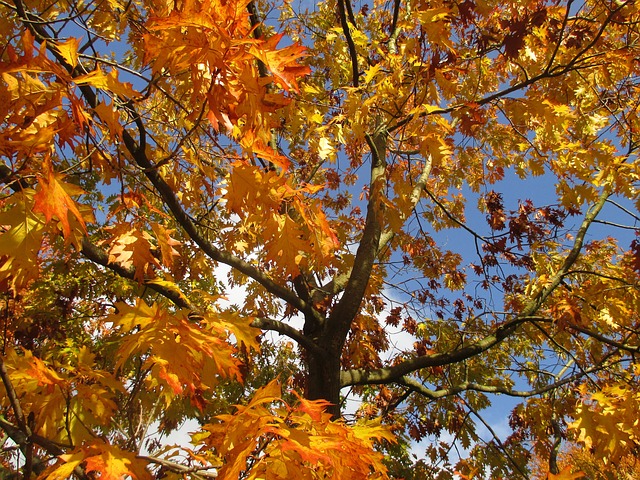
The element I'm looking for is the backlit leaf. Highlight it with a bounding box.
[33,162,88,238]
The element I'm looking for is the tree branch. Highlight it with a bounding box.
[138,454,219,479]
[387,0,402,54]
[341,315,533,386]
[0,409,89,479]
[395,366,602,400]
[464,399,529,479]
[387,8,624,136]
[251,317,323,355]
[0,357,29,437]
[318,154,432,300]
[324,130,387,347]
[378,154,433,250]
[569,323,640,354]
[423,187,486,242]
[337,0,359,87]
[115,102,309,313]
[80,239,194,310]
[341,186,611,387]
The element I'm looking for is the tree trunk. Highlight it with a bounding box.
[306,347,343,419]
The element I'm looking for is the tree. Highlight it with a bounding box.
[0,0,638,477]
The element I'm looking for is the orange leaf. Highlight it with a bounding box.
[83,443,151,480]
[264,213,307,275]
[106,228,159,281]
[243,137,291,170]
[32,164,87,238]
[249,34,311,92]
[111,300,241,399]
[42,450,85,480]
[150,222,181,269]
[26,355,65,387]
[93,99,124,140]
[245,378,283,409]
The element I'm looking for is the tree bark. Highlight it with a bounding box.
[306,345,343,419]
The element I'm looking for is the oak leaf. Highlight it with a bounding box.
[0,192,46,291]
[249,34,311,92]
[106,227,159,282]
[111,300,242,401]
[51,37,80,68]
[33,163,87,238]
[44,442,151,480]
[196,380,394,480]
[74,68,140,99]
[150,222,181,269]
[265,213,307,274]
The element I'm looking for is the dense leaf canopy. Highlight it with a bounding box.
[0,0,639,478]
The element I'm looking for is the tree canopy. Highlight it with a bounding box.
[0,0,639,478]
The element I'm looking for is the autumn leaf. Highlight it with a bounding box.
[51,37,80,68]
[105,226,159,282]
[629,238,640,274]
[144,278,190,305]
[42,450,85,480]
[569,382,640,464]
[74,68,140,98]
[244,137,291,170]
[150,222,181,269]
[547,466,585,480]
[225,161,283,214]
[215,310,261,352]
[264,213,307,274]
[111,300,242,401]
[249,34,311,92]
[196,380,394,480]
[0,192,45,291]
[93,100,124,140]
[81,443,151,480]
[416,7,454,51]
[26,355,65,387]
[2,0,640,478]
[33,162,88,238]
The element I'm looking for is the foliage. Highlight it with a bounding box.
[0,0,638,478]
[569,369,640,467]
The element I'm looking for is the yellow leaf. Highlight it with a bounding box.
[93,99,124,140]
[150,222,181,269]
[75,68,140,98]
[418,6,451,23]
[145,278,189,304]
[52,37,80,68]
[216,310,260,352]
[264,213,307,275]
[363,64,382,84]
[111,300,241,397]
[106,227,159,281]
[42,451,84,480]
[246,378,283,409]
[0,192,46,292]
[26,355,65,386]
[351,418,397,446]
[317,136,335,161]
